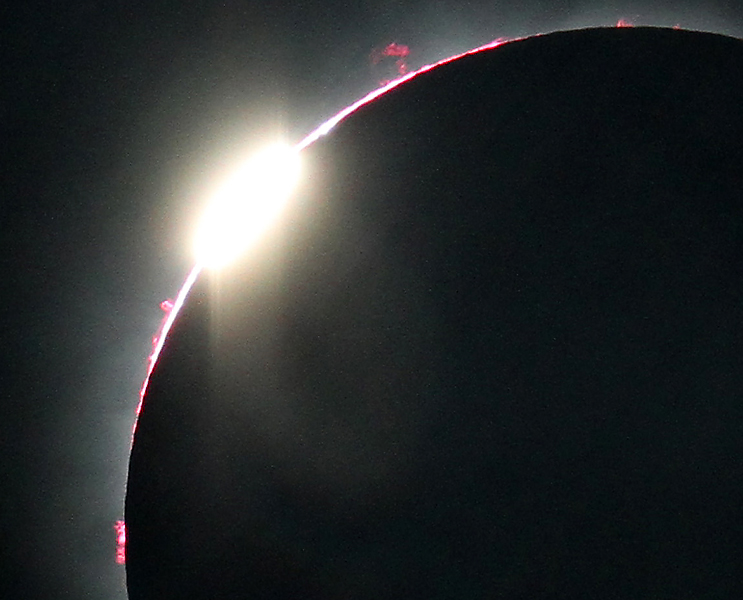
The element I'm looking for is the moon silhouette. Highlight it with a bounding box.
[126,27,743,599]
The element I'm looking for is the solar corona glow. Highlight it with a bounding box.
[193,143,301,268]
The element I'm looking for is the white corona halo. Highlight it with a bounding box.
[193,143,302,268]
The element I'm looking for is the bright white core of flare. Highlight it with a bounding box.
[193,144,301,268]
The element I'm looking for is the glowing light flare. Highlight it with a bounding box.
[193,144,301,269]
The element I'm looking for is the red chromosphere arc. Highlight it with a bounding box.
[118,35,516,565]
[133,266,201,427]
[297,36,511,152]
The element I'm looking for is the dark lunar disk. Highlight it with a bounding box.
[126,27,743,599]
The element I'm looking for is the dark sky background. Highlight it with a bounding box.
[3,1,743,599]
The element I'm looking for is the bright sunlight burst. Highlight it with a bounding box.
[193,143,301,268]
